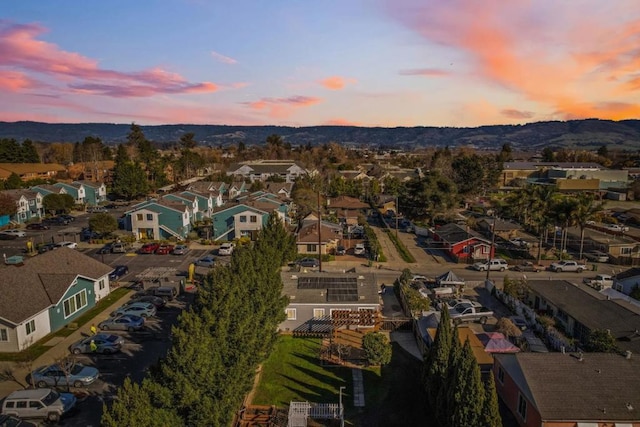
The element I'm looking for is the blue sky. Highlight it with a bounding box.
[1,0,639,127]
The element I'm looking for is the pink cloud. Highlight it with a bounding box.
[384,0,640,121]
[0,70,40,91]
[501,109,534,119]
[323,118,361,126]
[0,20,218,98]
[319,76,356,90]
[244,95,322,119]
[399,68,451,77]
[210,50,237,64]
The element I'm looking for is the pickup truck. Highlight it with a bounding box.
[449,302,494,325]
[583,274,613,289]
[549,260,587,273]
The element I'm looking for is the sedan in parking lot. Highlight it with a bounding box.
[97,244,113,254]
[109,265,129,281]
[172,244,188,255]
[26,223,49,230]
[155,244,174,255]
[195,255,216,267]
[127,295,166,309]
[55,241,78,249]
[31,363,99,388]
[69,334,124,355]
[111,302,156,318]
[297,257,320,268]
[0,229,26,238]
[98,314,145,332]
[138,243,160,254]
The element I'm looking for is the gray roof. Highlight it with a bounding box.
[503,162,603,170]
[0,248,113,325]
[495,353,640,422]
[282,272,380,305]
[527,280,640,353]
[434,223,489,244]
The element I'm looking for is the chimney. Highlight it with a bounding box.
[626,351,632,360]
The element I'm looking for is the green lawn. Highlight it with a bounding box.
[252,335,431,427]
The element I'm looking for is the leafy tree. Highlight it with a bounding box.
[111,162,150,199]
[0,193,17,216]
[42,193,75,215]
[597,145,608,158]
[451,154,485,195]
[0,138,22,162]
[502,276,529,300]
[180,132,197,149]
[481,373,502,427]
[497,143,513,163]
[21,139,40,162]
[541,147,555,161]
[88,213,118,236]
[585,329,618,353]
[496,317,523,340]
[362,332,392,365]
[4,173,23,189]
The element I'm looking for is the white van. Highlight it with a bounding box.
[1,388,76,422]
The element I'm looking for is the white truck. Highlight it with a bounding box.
[583,274,614,289]
[549,260,587,273]
[472,258,509,272]
[449,302,494,325]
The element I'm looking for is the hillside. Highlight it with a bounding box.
[1,119,639,150]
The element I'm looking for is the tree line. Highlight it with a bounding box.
[101,214,295,426]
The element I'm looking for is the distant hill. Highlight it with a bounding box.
[1,119,639,151]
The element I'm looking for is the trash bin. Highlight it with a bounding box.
[592,264,598,271]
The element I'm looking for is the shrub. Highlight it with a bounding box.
[362,332,392,366]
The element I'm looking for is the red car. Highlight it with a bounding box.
[138,243,160,254]
[155,244,174,255]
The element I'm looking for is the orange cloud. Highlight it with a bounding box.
[0,70,39,91]
[501,109,534,119]
[323,118,361,126]
[0,21,218,98]
[319,76,356,90]
[244,95,322,119]
[385,0,640,121]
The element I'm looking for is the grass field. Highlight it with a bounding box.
[252,335,430,427]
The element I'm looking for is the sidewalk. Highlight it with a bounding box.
[0,289,133,399]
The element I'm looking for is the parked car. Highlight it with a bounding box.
[335,245,346,255]
[513,261,546,273]
[155,244,174,255]
[604,223,629,232]
[585,250,610,263]
[31,362,99,388]
[69,333,124,355]
[354,243,366,256]
[111,242,128,253]
[138,243,160,254]
[81,228,100,240]
[1,389,76,423]
[0,414,39,426]
[148,286,178,301]
[218,242,235,256]
[128,295,167,309]
[87,206,108,213]
[109,265,129,281]
[195,255,216,268]
[55,241,78,249]
[26,223,49,230]
[297,257,320,268]
[472,258,509,272]
[549,260,587,273]
[97,244,113,254]
[58,214,75,222]
[509,237,530,248]
[172,244,188,255]
[0,233,17,240]
[111,302,156,318]
[42,217,69,226]
[98,314,145,331]
[0,229,26,238]
[37,243,57,253]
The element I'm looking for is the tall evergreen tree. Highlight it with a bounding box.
[423,308,452,410]
[21,139,40,163]
[449,340,484,426]
[481,373,502,427]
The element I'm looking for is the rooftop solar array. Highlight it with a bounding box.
[297,276,358,290]
[327,288,359,302]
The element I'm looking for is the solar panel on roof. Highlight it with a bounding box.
[327,288,359,302]
[298,276,358,289]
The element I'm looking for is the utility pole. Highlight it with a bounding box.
[395,195,399,240]
[339,386,346,427]
[486,213,497,282]
[318,190,322,272]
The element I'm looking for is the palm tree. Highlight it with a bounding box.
[571,193,604,260]
[528,185,558,262]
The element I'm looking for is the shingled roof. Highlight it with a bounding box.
[496,352,640,422]
[0,249,113,325]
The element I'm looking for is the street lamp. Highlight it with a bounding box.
[339,386,346,427]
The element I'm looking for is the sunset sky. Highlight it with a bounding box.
[1,0,639,127]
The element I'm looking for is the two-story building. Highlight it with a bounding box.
[0,248,113,352]
[1,189,44,223]
[227,160,308,183]
[73,180,107,206]
[0,163,66,182]
[125,199,191,240]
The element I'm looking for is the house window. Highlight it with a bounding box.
[63,290,88,318]
[99,280,105,291]
[240,215,247,223]
[307,244,317,252]
[0,328,8,342]
[136,213,143,221]
[497,367,504,384]
[517,394,527,420]
[621,247,632,255]
[557,309,568,322]
[286,308,296,320]
[313,309,325,318]
[146,214,153,221]
[25,320,36,336]
[250,215,257,223]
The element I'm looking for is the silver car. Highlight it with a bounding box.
[69,333,124,354]
[111,302,156,318]
[98,314,145,332]
[31,363,99,388]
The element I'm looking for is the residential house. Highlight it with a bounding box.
[124,199,191,240]
[422,325,494,375]
[477,217,523,241]
[1,189,44,223]
[227,160,308,183]
[296,220,343,255]
[612,267,640,295]
[374,194,397,215]
[30,184,68,210]
[179,189,219,220]
[226,180,248,200]
[264,181,294,199]
[565,227,640,264]
[0,248,113,352]
[279,272,380,333]
[326,196,369,226]
[210,203,271,241]
[162,192,200,224]
[494,352,640,427]
[0,163,66,182]
[525,279,640,355]
[432,223,493,262]
[51,182,86,205]
[78,160,114,184]
[73,180,106,206]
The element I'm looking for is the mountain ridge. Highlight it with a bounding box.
[1,119,639,150]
